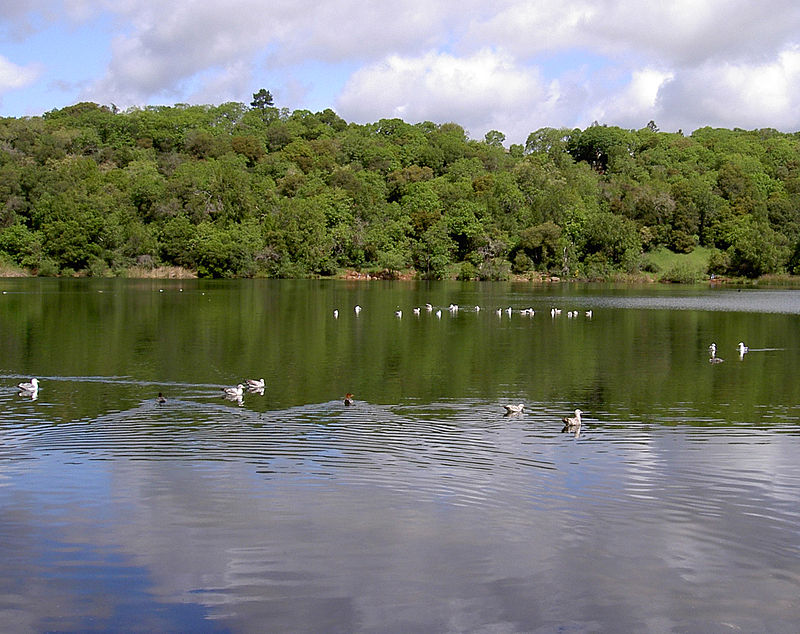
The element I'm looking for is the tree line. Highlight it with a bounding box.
[1,92,799,279]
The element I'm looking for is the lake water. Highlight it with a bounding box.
[1,279,799,632]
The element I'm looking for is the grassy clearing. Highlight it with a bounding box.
[642,247,712,283]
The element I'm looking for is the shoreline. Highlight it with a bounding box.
[3,265,800,288]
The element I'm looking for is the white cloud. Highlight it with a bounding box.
[468,1,800,66]
[87,0,472,106]
[6,1,800,134]
[656,46,800,131]
[587,68,674,129]
[336,49,560,143]
[0,55,41,92]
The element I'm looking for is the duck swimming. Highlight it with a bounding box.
[156,392,167,404]
[344,393,355,406]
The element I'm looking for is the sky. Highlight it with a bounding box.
[2,1,800,144]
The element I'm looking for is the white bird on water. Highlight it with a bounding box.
[395,309,403,318]
[737,342,749,357]
[436,309,442,319]
[413,307,421,315]
[354,305,362,315]
[18,378,39,392]
[561,409,583,435]
[245,378,265,390]
[503,403,524,415]
[222,384,244,398]
[333,309,339,319]
[708,342,717,355]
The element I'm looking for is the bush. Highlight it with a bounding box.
[661,262,704,283]
[512,251,533,274]
[457,261,477,280]
[477,258,511,281]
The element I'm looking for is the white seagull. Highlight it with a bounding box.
[561,409,583,435]
[222,384,244,398]
[18,378,39,400]
[354,305,362,315]
[333,309,339,319]
[18,378,39,392]
[737,342,749,357]
[17,379,39,392]
[503,403,525,415]
[245,378,265,390]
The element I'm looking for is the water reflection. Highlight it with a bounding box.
[1,280,800,631]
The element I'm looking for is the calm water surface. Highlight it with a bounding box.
[1,279,799,632]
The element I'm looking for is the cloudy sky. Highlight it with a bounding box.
[2,1,800,143]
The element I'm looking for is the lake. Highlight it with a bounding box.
[1,278,799,632]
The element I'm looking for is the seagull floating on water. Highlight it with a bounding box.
[503,403,525,415]
[561,409,583,437]
[737,342,749,357]
[436,309,442,319]
[333,309,339,319]
[354,305,361,315]
[245,378,265,390]
[18,378,39,392]
[344,393,355,406]
[425,303,433,312]
[413,307,421,315]
[708,342,724,363]
[222,384,244,398]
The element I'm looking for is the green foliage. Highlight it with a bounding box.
[0,101,798,279]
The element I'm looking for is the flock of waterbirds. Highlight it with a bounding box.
[10,303,750,441]
[335,303,594,320]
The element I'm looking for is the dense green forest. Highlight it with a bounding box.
[2,91,800,280]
